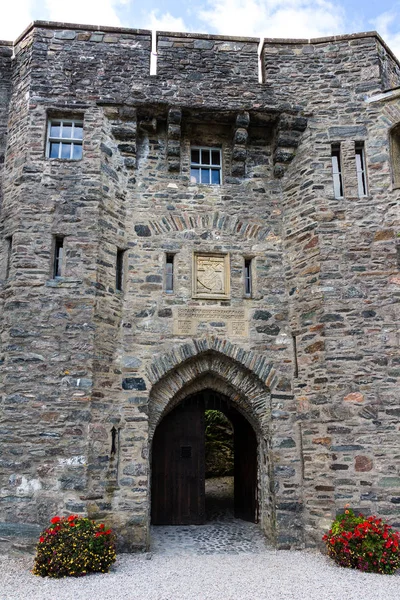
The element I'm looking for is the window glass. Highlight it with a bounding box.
[211,169,220,184]
[49,142,60,158]
[74,124,83,140]
[50,123,61,137]
[191,168,200,183]
[211,150,221,165]
[61,143,71,159]
[201,149,210,165]
[191,149,200,164]
[201,168,210,184]
[73,145,83,160]
[62,124,73,139]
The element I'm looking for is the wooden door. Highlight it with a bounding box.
[151,402,205,525]
[233,414,258,522]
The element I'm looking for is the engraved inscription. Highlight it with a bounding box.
[173,307,248,337]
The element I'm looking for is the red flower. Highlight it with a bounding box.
[105,529,112,535]
[95,532,101,538]
[39,536,45,543]
[99,523,105,529]
[67,515,76,522]
[50,516,61,524]
[69,523,75,527]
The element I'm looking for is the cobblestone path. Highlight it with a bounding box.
[151,476,269,556]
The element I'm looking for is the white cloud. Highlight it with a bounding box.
[0,0,35,41]
[197,0,345,39]
[44,0,125,28]
[145,10,188,32]
[372,10,400,60]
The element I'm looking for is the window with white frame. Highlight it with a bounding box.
[331,143,343,198]
[47,119,83,160]
[190,147,221,184]
[355,142,368,197]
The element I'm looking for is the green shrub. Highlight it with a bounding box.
[323,508,400,574]
[33,515,116,578]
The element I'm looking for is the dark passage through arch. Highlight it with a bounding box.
[151,390,258,525]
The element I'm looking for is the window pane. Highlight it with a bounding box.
[211,169,220,184]
[191,149,200,164]
[211,150,220,165]
[61,143,71,159]
[201,149,210,165]
[49,142,60,158]
[62,124,73,139]
[190,168,200,183]
[72,144,83,160]
[73,124,83,139]
[201,168,210,184]
[50,123,61,138]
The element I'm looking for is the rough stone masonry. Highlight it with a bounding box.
[0,21,399,552]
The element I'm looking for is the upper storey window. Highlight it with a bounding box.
[190,147,221,184]
[331,143,343,198]
[390,123,400,187]
[47,119,83,160]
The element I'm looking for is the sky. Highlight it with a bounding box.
[2,0,400,59]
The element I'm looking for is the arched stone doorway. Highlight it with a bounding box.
[151,390,258,525]
[147,345,276,543]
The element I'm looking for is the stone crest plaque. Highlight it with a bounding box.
[193,253,230,299]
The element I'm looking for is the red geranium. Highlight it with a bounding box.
[50,516,61,524]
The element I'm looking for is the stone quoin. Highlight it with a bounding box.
[0,21,399,552]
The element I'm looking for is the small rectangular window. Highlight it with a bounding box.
[292,334,299,378]
[47,119,83,160]
[355,142,368,197]
[244,258,252,296]
[190,147,221,184]
[116,249,125,292]
[331,144,343,198]
[165,254,174,293]
[5,235,12,279]
[53,237,64,278]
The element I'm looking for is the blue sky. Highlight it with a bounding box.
[2,0,400,58]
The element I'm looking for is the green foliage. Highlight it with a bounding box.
[205,410,234,478]
[33,515,117,578]
[323,508,400,574]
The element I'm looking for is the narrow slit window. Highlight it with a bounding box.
[292,334,299,378]
[331,144,343,198]
[165,253,174,293]
[390,123,400,187]
[111,426,117,455]
[5,235,12,279]
[244,258,252,296]
[355,142,367,197]
[116,249,125,292]
[53,237,64,278]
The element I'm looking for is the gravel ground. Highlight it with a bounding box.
[1,550,399,600]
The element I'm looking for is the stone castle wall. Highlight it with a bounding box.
[0,22,399,551]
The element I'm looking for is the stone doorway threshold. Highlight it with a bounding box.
[151,477,268,556]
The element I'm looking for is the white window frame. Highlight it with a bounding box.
[331,143,344,199]
[244,257,253,297]
[355,142,368,197]
[46,119,83,160]
[190,146,222,184]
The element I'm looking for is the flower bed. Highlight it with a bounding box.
[323,508,400,574]
[33,515,116,578]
